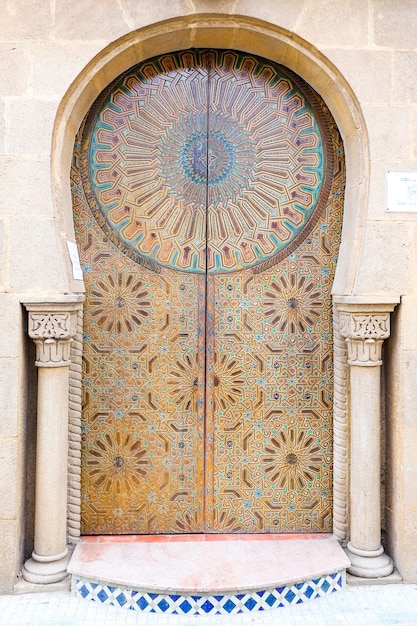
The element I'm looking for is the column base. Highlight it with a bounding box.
[346,541,394,578]
[22,550,70,584]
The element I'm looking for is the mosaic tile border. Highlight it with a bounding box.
[72,571,345,615]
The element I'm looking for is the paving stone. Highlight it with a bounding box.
[1,584,417,625]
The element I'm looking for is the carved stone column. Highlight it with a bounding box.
[335,297,399,578]
[22,298,82,584]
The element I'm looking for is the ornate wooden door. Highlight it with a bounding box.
[72,50,345,534]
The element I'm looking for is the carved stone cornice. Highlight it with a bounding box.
[334,297,399,367]
[22,297,84,367]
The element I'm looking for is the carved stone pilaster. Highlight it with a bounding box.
[28,311,76,366]
[339,312,390,366]
[334,297,399,579]
[22,297,83,584]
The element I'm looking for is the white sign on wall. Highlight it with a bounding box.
[387,171,417,212]
[67,240,83,280]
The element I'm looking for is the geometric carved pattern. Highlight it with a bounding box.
[339,313,390,340]
[28,311,76,365]
[29,312,74,339]
[339,312,391,365]
[80,49,332,274]
[72,49,345,535]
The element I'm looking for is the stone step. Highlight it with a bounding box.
[68,534,350,616]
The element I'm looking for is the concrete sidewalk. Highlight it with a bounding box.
[1,583,417,625]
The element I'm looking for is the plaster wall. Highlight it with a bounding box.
[0,0,416,591]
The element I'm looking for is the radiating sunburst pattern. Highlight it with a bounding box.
[87,272,151,334]
[261,428,325,490]
[213,353,245,411]
[86,431,148,493]
[162,112,253,208]
[81,49,330,274]
[167,354,199,411]
[263,273,323,334]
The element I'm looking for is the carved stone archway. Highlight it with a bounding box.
[21,14,400,583]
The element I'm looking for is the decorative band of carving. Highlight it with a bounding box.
[68,308,83,543]
[32,337,72,366]
[29,312,74,339]
[346,337,384,366]
[28,312,77,366]
[339,313,390,340]
[332,305,349,542]
[339,312,390,366]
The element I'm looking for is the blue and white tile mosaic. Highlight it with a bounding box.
[72,571,345,615]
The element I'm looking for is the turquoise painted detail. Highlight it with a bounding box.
[84,49,327,274]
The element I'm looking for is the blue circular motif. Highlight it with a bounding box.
[181,133,234,185]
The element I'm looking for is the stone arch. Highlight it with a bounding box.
[53,15,367,297]
[52,14,368,543]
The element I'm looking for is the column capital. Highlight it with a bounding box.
[22,297,83,367]
[334,297,399,366]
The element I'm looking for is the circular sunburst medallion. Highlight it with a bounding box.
[182,132,234,185]
[162,110,254,212]
[87,271,151,334]
[86,431,148,493]
[81,49,332,274]
[261,428,324,491]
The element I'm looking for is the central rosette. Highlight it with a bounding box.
[159,109,255,211]
[182,133,234,185]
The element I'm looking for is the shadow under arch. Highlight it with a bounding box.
[53,13,368,543]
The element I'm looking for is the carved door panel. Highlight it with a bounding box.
[72,50,344,534]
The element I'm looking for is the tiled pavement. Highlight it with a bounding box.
[1,584,417,625]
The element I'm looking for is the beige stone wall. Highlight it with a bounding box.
[1,0,416,590]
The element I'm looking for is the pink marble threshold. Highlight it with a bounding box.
[68,535,350,593]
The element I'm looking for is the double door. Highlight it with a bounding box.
[74,49,343,534]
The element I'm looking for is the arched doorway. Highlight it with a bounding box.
[71,49,345,535]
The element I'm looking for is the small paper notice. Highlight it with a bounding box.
[67,240,83,280]
[387,171,417,212]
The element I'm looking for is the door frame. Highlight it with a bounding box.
[51,13,369,546]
